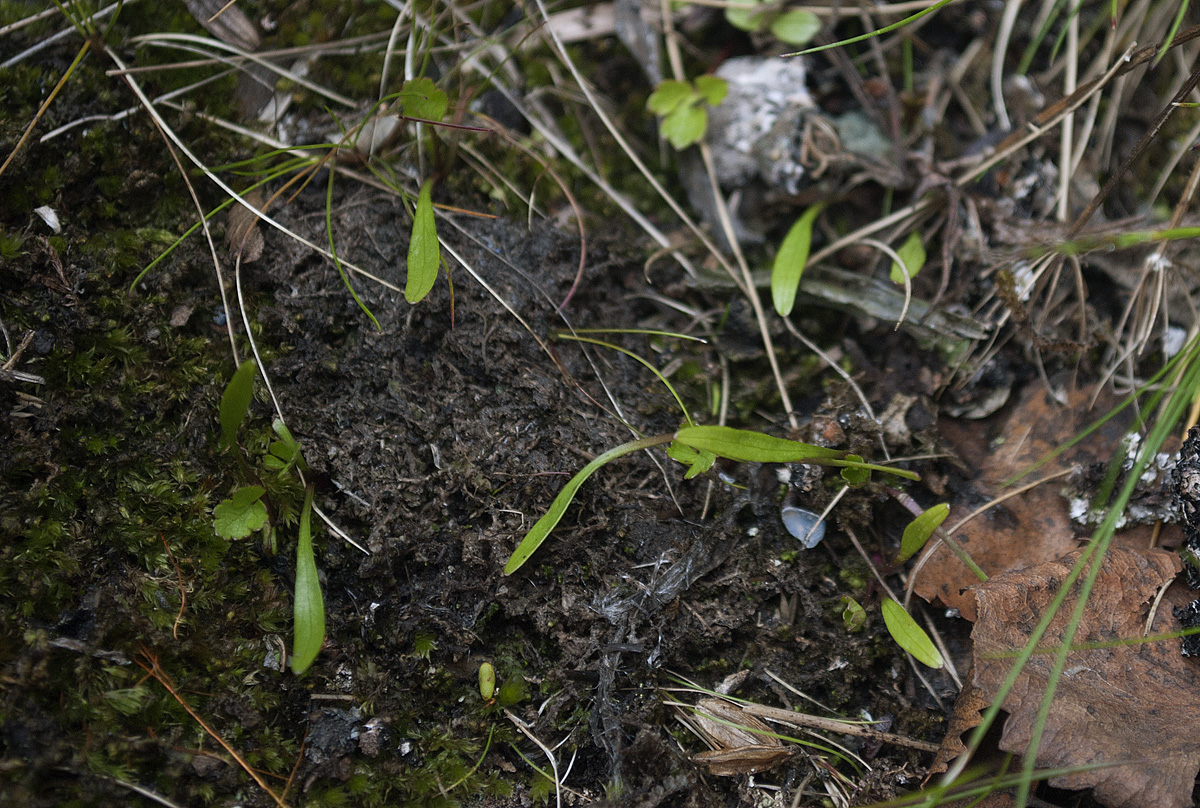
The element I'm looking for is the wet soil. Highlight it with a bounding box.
[1,183,952,805]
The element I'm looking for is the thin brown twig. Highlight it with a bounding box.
[136,649,289,808]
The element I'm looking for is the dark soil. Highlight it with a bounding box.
[1,175,954,805]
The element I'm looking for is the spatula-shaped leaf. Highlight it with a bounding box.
[292,487,325,674]
[881,597,943,669]
[406,180,440,304]
[673,425,917,479]
[889,231,926,284]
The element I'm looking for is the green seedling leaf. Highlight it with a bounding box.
[772,202,825,316]
[399,76,448,121]
[505,436,665,574]
[213,486,268,540]
[406,180,440,304]
[647,80,693,116]
[841,596,866,632]
[840,455,871,486]
[897,503,950,564]
[264,417,306,473]
[667,440,717,479]
[725,0,765,31]
[693,75,728,107]
[881,597,944,669]
[889,231,926,284]
[292,487,325,675]
[478,662,496,701]
[661,103,707,150]
[770,9,821,45]
[219,359,257,448]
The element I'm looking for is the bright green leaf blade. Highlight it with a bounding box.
[889,231,926,284]
[219,359,257,448]
[661,104,707,149]
[725,0,765,31]
[674,425,847,463]
[772,202,825,316]
[881,597,944,669]
[897,502,950,563]
[505,438,659,575]
[406,180,440,304]
[400,76,449,121]
[693,75,728,107]
[292,488,325,674]
[770,9,820,45]
[213,486,267,539]
[647,80,693,116]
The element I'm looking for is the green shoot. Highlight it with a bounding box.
[771,202,825,317]
[504,426,919,574]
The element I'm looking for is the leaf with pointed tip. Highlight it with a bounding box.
[406,180,440,303]
[882,597,943,668]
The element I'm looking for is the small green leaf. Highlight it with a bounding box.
[647,80,693,116]
[772,202,825,316]
[213,486,268,539]
[770,9,820,45]
[840,455,871,486]
[725,0,765,31]
[897,503,950,564]
[479,662,496,701]
[881,597,944,669]
[889,231,926,284]
[292,487,325,675]
[661,103,708,149]
[841,596,866,632]
[267,417,306,473]
[400,76,448,121]
[219,359,257,448]
[667,440,717,479]
[406,180,440,304]
[693,75,728,107]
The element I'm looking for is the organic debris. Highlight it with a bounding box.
[939,547,1200,808]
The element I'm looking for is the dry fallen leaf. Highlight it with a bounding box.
[687,699,793,776]
[916,383,1178,621]
[963,546,1200,808]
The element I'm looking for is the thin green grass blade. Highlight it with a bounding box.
[291,487,325,674]
[785,0,956,56]
[555,334,694,425]
[504,435,673,574]
[326,162,380,328]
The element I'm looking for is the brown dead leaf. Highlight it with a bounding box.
[916,383,1179,620]
[686,699,793,776]
[966,546,1200,808]
[226,190,265,264]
